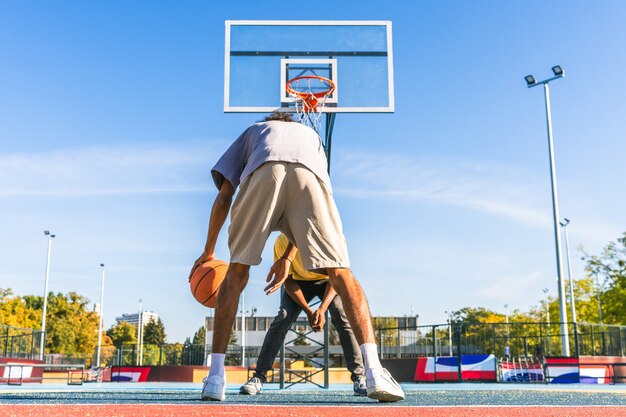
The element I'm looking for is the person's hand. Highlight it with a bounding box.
[305,309,315,327]
[264,258,291,295]
[309,309,325,332]
[188,251,215,281]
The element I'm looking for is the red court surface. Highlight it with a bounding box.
[4,405,626,417]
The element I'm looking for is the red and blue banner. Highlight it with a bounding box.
[414,354,497,382]
[110,367,151,382]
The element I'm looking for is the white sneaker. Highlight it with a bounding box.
[365,368,405,402]
[201,375,226,401]
[239,376,263,395]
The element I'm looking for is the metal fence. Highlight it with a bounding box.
[0,324,43,360]
[102,344,259,367]
[378,322,626,359]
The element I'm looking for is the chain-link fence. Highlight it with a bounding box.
[0,324,43,360]
[378,322,626,359]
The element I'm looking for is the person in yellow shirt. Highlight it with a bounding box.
[240,233,366,396]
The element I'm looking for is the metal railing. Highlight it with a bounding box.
[378,322,626,359]
[102,344,259,367]
[0,324,43,360]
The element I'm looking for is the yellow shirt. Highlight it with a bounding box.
[273,233,328,281]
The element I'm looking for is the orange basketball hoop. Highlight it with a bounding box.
[286,75,335,130]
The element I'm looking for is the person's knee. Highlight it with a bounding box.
[327,267,353,282]
[327,268,358,294]
[270,308,292,329]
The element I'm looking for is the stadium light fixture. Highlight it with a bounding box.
[40,230,55,360]
[525,65,569,356]
[525,75,536,86]
[552,65,564,76]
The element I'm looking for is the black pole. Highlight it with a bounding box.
[456,325,463,382]
[591,326,596,355]
[324,113,336,171]
[573,322,580,358]
[324,311,329,389]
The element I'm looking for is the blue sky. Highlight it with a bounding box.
[1,1,625,343]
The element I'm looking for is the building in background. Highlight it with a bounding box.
[203,315,419,348]
[116,311,159,329]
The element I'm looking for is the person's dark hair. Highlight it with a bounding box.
[264,111,294,122]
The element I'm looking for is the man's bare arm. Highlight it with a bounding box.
[284,276,313,316]
[265,241,298,295]
[188,179,235,279]
[310,281,336,331]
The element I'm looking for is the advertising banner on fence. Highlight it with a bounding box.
[414,354,496,382]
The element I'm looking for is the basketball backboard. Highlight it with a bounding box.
[224,20,394,113]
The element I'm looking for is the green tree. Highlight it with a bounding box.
[0,288,40,329]
[293,325,310,346]
[372,317,399,346]
[229,330,238,346]
[43,292,100,356]
[107,321,137,347]
[193,326,206,345]
[582,232,626,325]
[143,317,167,345]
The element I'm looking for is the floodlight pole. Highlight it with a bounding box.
[445,311,453,356]
[40,231,55,360]
[137,299,143,366]
[96,264,105,368]
[526,68,570,356]
[560,219,577,324]
[595,272,604,324]
[543,289,550,325]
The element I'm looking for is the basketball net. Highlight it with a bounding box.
[286,76,335,132]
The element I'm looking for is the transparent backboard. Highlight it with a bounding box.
[224,20,394,113]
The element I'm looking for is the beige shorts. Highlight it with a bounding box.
[228,162,350,271]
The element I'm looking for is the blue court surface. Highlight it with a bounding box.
[1,382,625,406]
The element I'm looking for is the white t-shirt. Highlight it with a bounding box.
[211,121,331,192]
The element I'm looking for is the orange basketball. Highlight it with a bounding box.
[189,259,228,308]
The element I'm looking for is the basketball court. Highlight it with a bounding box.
[2,382,626,416]
[3,17,624,417]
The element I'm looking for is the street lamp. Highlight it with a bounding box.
[594,272,604,324]
[96,264,105,369]
[542,288,550,325]
[525,65,570,356]
[40,230,56,360]
[137,299,143,366]
[560,218,577,324]
[504,304,510,357]
[543,288,552,354]
[444,311,453,356]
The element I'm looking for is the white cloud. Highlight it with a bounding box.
[333,149,550,227]
[475,270,544,302]
[332,148,617,243]
[0,141,226,197]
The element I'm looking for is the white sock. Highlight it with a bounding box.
[360,343,382,371]
[208,353,225,378]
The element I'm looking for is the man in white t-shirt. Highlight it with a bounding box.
[190,111,404,402]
